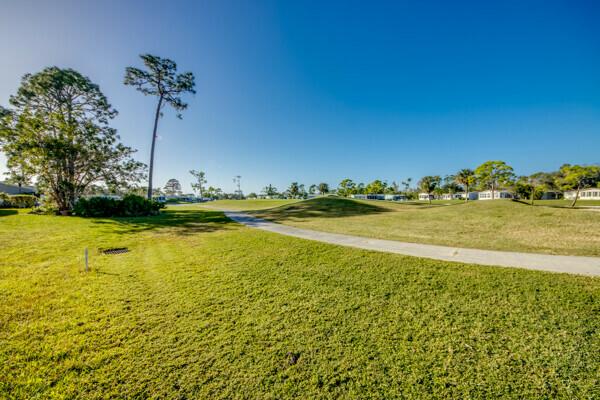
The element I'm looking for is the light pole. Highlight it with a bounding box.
[233,175,242,199]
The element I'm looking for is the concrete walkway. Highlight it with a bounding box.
[225,211,600,276]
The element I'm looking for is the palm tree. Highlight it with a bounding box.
[418,176,441,205]
[454,169,475,201]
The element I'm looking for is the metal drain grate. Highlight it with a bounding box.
[101,247,129,255]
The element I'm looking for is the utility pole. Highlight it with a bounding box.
[233,175,242,199]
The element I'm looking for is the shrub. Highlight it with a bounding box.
[5,194,36,208]
[74,195,164,217]
[118,194,164,217]
[0,192,10,207]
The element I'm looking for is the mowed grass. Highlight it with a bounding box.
[252,197,600,256]
[1,208,599,399]
[199,199,301,211]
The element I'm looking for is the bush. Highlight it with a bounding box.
[118,194,164,217]
[0,192,10,207]
[74,195,164,217]
[0,194,36,208]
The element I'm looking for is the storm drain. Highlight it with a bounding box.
[101,247,129,255]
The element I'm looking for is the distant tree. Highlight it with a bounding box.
[0,67,144,212]
[389,181,400,194]
[454,169,476,201]
[262,184,278,197]
[557,164,600,207]
[401,178,412,193]
[356,182,366,194]
[204,186,223,199]
[524,172,555,205]
[288,182,300,198]
[164,178,182,196]
[475,161,515,199]
[440,174,461,196]
[308,184,317,195]
[365,179,387,194]
[247,192,258,199]
[337,178,356,197]
[318,182,329,195]
[3,159,32,194]
[124,54,195,199]
[418,175,441,204]
[189,170,207,197]
[298,184,307,198]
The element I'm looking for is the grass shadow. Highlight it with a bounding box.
[0,209,18,217]
[250,197,393,221]
[91,209,236,236]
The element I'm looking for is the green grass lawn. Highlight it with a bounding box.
[532,199,600,207]
[198,198,301,211]
[253,197,600,256]
[1,207,599,398]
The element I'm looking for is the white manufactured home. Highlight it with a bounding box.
[563,188,600,200]
[350,194,386,200]
[540,191,562,200]
[441,193,463,200]
[384,194,407,201]
[418,193,435,201]
[478,190,514,200]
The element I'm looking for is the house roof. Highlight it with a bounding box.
[0,182,36,195]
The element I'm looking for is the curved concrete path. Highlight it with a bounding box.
[225,212,600,276]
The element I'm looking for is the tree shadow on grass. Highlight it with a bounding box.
[249,197,393,222]
[0,209,18,217]
[91,209,237,236]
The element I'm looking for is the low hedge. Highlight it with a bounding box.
[0,193,36,208]
[74,194,164,217]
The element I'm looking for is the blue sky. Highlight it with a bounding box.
[1,0,599,194]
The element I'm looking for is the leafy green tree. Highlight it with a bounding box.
[3,158,32,193]
[262,184,278,197]
[189,170,207,197]
[124,54,195,199]
[475,161,515,199]
[337,178,356,197]
[0,67,143,212]
[525,172,554,205]
[440,174,461,196]
[356,182,366,194]
[164,178,182,196]
[418,175,441,204]
[318,182,329,195]
[298,184,307,198]
[454,169,475,201]
[308,184,317,195]
[287,182,300,198]
[388,181,400,194]
[557,164,600,207]
[365,179,387,194]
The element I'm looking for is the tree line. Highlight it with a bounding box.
[0,54,195,213]
[267,160,599,208]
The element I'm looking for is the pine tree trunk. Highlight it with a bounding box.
[570,186,580,208]
[147,96,163,200]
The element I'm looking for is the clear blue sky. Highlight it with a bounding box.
[1,0,599,194]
